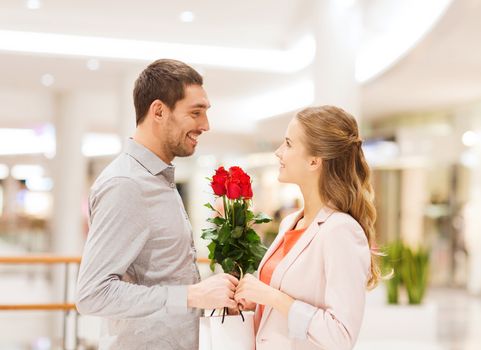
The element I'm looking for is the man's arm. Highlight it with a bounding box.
[76,177,237,319]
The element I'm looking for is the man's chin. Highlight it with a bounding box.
[174,147,196,158]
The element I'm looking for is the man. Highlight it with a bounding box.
[76,59,238,349]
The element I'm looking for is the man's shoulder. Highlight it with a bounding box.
[91,152,142,193]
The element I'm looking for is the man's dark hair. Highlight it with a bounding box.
[133,59,203,126]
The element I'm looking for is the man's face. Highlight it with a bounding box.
[164,84,210,159]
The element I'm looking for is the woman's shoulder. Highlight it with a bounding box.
[320,210,367,245]
[327,210,361,228]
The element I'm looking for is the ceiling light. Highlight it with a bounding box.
[0,127,55,156]
[26,177,53,192]
[26,0,42,10]
[86,58,100,71]
[0,30,315,73]
[41,73,54,87]
[11,165,44,180]
[0,164,8,179]
[462,130,480,147]
[237,79,315,122]
[82,133,121,157]
[180,11,195,23]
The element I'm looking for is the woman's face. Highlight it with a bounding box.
[275,117,316,185]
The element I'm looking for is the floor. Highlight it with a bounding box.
[0,270,480,349]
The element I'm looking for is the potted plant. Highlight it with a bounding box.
[380,240,404,304]
[359,240,435,344]
[401,245,430,305]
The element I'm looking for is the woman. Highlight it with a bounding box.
[234,106,380,350]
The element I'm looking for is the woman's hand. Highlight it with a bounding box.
[235,274,295,317]
[234,274,276,307]
[237,297,256,311]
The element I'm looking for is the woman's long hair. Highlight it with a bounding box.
[296,106,380,289]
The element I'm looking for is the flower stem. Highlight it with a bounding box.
[223,195,228,220]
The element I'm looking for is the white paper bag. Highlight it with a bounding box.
[199,311,255,350]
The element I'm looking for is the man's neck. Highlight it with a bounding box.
[133,129,173,165]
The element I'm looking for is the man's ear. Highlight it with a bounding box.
[149,99,165,123]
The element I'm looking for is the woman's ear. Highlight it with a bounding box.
[309,156,322,171]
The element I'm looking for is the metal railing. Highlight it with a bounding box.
[0,255,211,349]
[0,255,81,349]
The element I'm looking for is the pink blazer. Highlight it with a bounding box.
[254,207,371,350]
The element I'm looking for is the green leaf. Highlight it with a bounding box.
[221,257,235,273]
[201,228,218,240]
[204,203,216,211]
[218,224,231,243]
[250,243,267,260]
[207,216,226,226]
[210,260,216,272]
[232,226,244,238]
[245,228,261,243]
[222,243,232,256]
[207,241,216,254]
[229,249,244,261]
[254,212,272,224]
[207,241,216,260]
[246,210,255,223]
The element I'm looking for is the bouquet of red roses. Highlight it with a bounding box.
[202,166,270,278]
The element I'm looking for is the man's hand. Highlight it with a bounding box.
[188,273,238,309]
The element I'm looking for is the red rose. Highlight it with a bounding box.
[229,166,246,178]
[226,178,241,199]
[211,177,226,196]
[240,182,253,199]
[211,167,229,196]
[228,166,252,199]
[239,173,252,199]
[215,166,229,181]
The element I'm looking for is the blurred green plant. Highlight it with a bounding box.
[381,241,404,304]
[401,246,430,305]
[381,241,430,305]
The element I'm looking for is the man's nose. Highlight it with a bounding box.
[199,115,210,132]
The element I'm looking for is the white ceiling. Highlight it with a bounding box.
[362,0,481,119]
[0,0,480,134]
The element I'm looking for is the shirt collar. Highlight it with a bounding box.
[124,138,175,182]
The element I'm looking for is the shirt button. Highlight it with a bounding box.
[170,183,175,188]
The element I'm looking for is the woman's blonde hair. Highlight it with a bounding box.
[296,105,380,289]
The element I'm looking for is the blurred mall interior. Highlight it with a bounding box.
[1,0,481,349]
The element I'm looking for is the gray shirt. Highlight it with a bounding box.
[76,138,201,350]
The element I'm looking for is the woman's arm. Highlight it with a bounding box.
[235,221,370,350]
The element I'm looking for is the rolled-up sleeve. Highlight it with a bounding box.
[76,177,188,319]
[287,220,371,350]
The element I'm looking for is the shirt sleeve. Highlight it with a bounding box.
[287,219,371,350]
[76,177,188,319]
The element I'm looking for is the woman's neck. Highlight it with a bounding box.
[297,184,324,229]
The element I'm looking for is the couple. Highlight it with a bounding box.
[76,59,379,350]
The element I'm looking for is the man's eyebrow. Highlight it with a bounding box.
[189,103,210,109]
